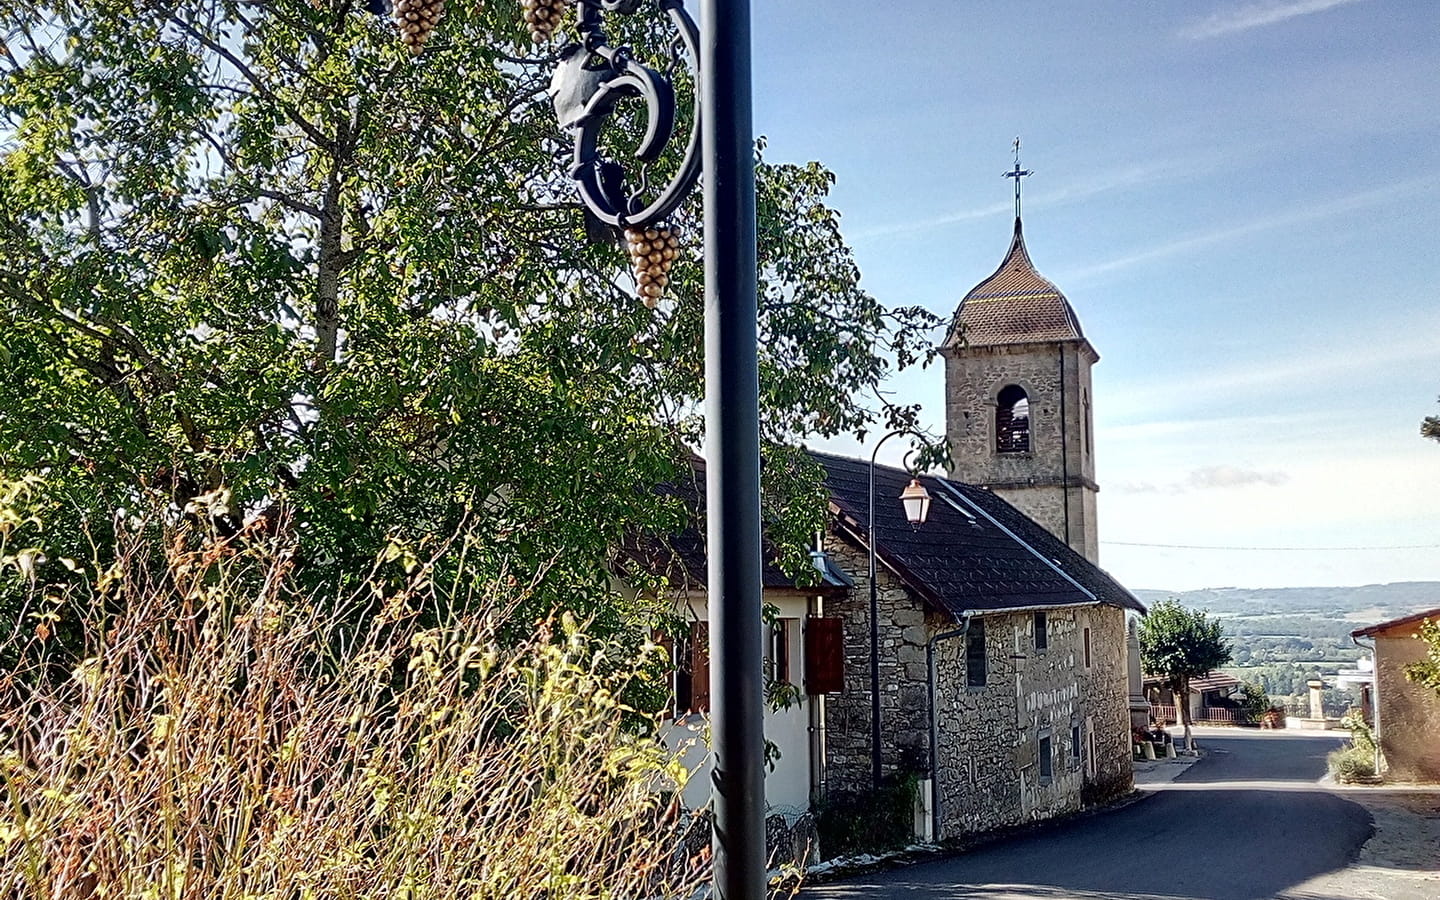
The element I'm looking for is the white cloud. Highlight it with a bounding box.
[1179,0,1368,40]
[1185,465,1289,489]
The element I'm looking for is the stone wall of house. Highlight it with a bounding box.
[820,534,935,797]
[943,341,1099,563]
[931,604,1133,839]
[1374,628,1440,782]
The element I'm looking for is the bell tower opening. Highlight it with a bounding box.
[996,385,1031,453]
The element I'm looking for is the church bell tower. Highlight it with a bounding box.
[940,148,1100,563]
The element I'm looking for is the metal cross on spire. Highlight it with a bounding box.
[1004,136,1033,220]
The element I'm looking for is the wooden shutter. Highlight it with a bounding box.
[690,622,710,713]
[804,616,844,695]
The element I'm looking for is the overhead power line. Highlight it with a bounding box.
[1102,540,1440,552]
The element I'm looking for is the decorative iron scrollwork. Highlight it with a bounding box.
[548,0,701,233]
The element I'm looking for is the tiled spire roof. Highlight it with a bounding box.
[942,217,1084,349]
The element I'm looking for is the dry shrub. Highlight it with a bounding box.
[0,518,706,899]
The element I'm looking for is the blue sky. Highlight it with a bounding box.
[746,0,1440,591]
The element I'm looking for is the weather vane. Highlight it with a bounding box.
[1004,136,1033,219]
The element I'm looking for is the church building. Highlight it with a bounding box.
[646,155,1150,854]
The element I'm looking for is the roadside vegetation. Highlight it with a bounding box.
[0,509,711,898]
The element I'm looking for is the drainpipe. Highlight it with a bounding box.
[808,540,829,805]
[1351,633,1380,774]
[927,616,972,842]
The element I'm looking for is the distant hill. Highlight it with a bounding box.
[1132,582,1440,623]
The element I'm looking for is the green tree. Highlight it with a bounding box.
[1403,617,1440,695]
[0,2,938,639]
[1140,599,1232,750]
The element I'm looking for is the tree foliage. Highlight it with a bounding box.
[1139,600,1232,686]
[1403,617,1440,696]
[0,1,939,634]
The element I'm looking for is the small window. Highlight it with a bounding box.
[996,385,1031,453]
[966,618,987,688]
[1083,627,1092,668]
[1086,716,1097,777]
[1038,731,1053,782]
[772,619,792,684]
[1071,722,1083,771]
[1034,612,1048,651]
[676,621,708,714]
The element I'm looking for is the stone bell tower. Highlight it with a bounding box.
[939,153,1100,563]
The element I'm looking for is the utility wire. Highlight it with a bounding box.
[1102,540,1440,552]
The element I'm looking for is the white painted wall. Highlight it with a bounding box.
[659,593,814,815]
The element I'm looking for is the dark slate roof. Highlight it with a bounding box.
[812,450,1144,619]
[942,217,1085,350]
[617,460,849,595]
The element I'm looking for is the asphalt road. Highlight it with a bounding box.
[806,730,1376,900]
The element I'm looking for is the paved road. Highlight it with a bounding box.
[806,730,1388,900]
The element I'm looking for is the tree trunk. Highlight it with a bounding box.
[314,174,343,364]
[1178,675,1194,752]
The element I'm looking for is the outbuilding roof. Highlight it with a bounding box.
[942,217,1085,350]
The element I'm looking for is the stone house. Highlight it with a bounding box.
[814,451,1144,839]
[1352,608,1440,782]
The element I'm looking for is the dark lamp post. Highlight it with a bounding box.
[546,2,762,897]
[899,478,932,526]
[866,430,931,789]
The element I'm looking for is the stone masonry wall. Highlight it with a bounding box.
[931,604,1133,839]
[1375,629,1440,782]
[821,533,934,797]
[943,340,1099,563]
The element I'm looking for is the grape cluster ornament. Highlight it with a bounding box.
[394,0,446,55]
[522,0,569,43]
[625,223,679,308]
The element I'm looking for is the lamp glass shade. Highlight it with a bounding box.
[899,478,932,525]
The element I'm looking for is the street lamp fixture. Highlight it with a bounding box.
[867,430,933,789]
[899,478,932,527]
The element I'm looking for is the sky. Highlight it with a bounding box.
[744,0,1440,592]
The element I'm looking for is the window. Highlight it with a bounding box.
[1083,627,1092,668]
[1038,730,1053,782]
[1082,390,1093,458]
[663,621,710,715]
[995,385,1031,453]
[1034,612,1048,651]
[1071,721,1083,771]
[772,618,792,684]
[966,618,987,688]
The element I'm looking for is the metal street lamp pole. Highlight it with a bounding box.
[867,430,932,789]
[701,2,764,898]
[542,2,763,893]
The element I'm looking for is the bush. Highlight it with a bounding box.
[1327,709,1378,782]
[814,776,918,859]
[0,517,706,899]
[1327,745,1377,781]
